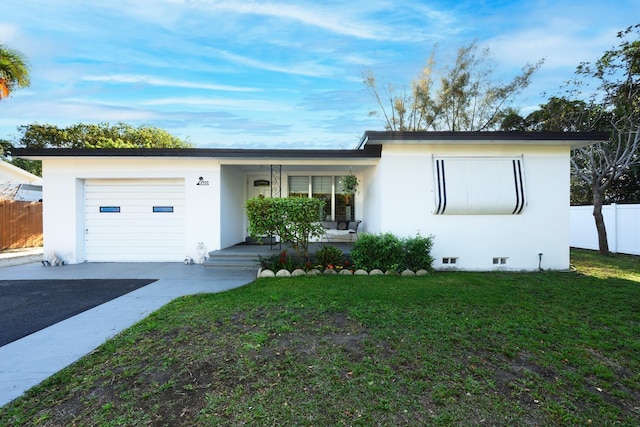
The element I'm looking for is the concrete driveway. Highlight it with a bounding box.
[0,261,256,407]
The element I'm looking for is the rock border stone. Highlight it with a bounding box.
[257,267,431,278]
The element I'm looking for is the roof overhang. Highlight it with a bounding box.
[0,159,42,184]
[357,131,610,150]
[12,145,383,162]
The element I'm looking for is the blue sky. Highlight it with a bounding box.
[0,1,637,149]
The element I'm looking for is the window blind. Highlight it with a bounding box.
[288,176,310,194]
[312,176,332,194]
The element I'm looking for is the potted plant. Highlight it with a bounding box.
[342,174,358,193]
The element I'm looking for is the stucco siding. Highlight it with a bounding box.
[371,144,570,271]
[41,157,220,264]
[33,137,575,270]
[219,165,246,249]
[362,163,382,234]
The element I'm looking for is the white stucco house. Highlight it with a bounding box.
[13,131,606,270]
[0,159,42,201]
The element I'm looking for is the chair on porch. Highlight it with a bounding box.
[348,220,362,239]
[322,220,361,243]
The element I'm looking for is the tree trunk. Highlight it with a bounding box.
[592,186,610,256]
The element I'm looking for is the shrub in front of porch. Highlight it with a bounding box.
[313,244,345,271]
[402,233,435,272]
[350,233,435,273]
[258,250,296,272]
[246,196,325,263]
[258,246,350,273]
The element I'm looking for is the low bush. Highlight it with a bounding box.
[403,234,435,272]
[350,232,403,272]
[350,232,434,272]
[313,245,344,269]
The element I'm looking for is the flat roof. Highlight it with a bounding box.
[358,131,610,150]
[12,145,383,160]
[11,131,610,160]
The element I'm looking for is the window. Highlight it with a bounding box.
[442,257,458,265]
[434,157,526,215]
[288,176,310,197]
[99,206,120,213]
[288,175,355,221]
[335,176,355,221]
[153,206,174,213]
[312,176,332,220]
[493,257,508,265]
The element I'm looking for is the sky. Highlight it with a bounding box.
[0,1,637,149]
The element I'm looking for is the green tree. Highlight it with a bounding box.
[506,25,640,255]
[3,122,192,176]
[511,97,607,132]
[364,41,542,131]
[245,197,325,263]
[0,43,30,99]
[570,25,640,255]
[605,165,640,203]
[12,122,191,149]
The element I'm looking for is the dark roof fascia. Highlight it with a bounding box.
[358,130,610,148]
[12,145,382,160]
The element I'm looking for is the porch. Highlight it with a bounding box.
[204,241,354,270]
[218,161,374,252]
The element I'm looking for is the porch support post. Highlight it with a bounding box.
[271,165,281,198]
[270,165,282,250]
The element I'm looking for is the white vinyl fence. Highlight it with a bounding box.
[570,203,640,255]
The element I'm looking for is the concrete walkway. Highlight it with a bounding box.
[0,260,256,407]
[0,247,44,268]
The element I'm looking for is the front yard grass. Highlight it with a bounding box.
[1,249,639,426]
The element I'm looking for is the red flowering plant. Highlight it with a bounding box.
[258,250,295,272]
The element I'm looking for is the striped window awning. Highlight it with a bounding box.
[434,156,526,215]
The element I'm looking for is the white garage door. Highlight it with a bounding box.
[85,179,185,262]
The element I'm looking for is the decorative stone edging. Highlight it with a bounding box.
[258,268,430,278]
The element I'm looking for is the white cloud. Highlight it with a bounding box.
[0,99,156,124]
[488,26,616,70]
[195,0,385,40]
[483,0,639,70]
[83,74,261,92]
[0,23,20,41]
[141,96,293,112]
[207,48,340,78]
[175,0,455,43]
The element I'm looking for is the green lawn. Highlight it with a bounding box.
[1,249,639,426]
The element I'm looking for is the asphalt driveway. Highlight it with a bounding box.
[0,261,257,407]
[0,279,155,347]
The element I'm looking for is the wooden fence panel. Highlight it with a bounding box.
[0,200,43,250]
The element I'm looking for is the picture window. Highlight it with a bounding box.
[288,175,355,221]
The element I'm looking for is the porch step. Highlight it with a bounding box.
[203,250,261,270]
